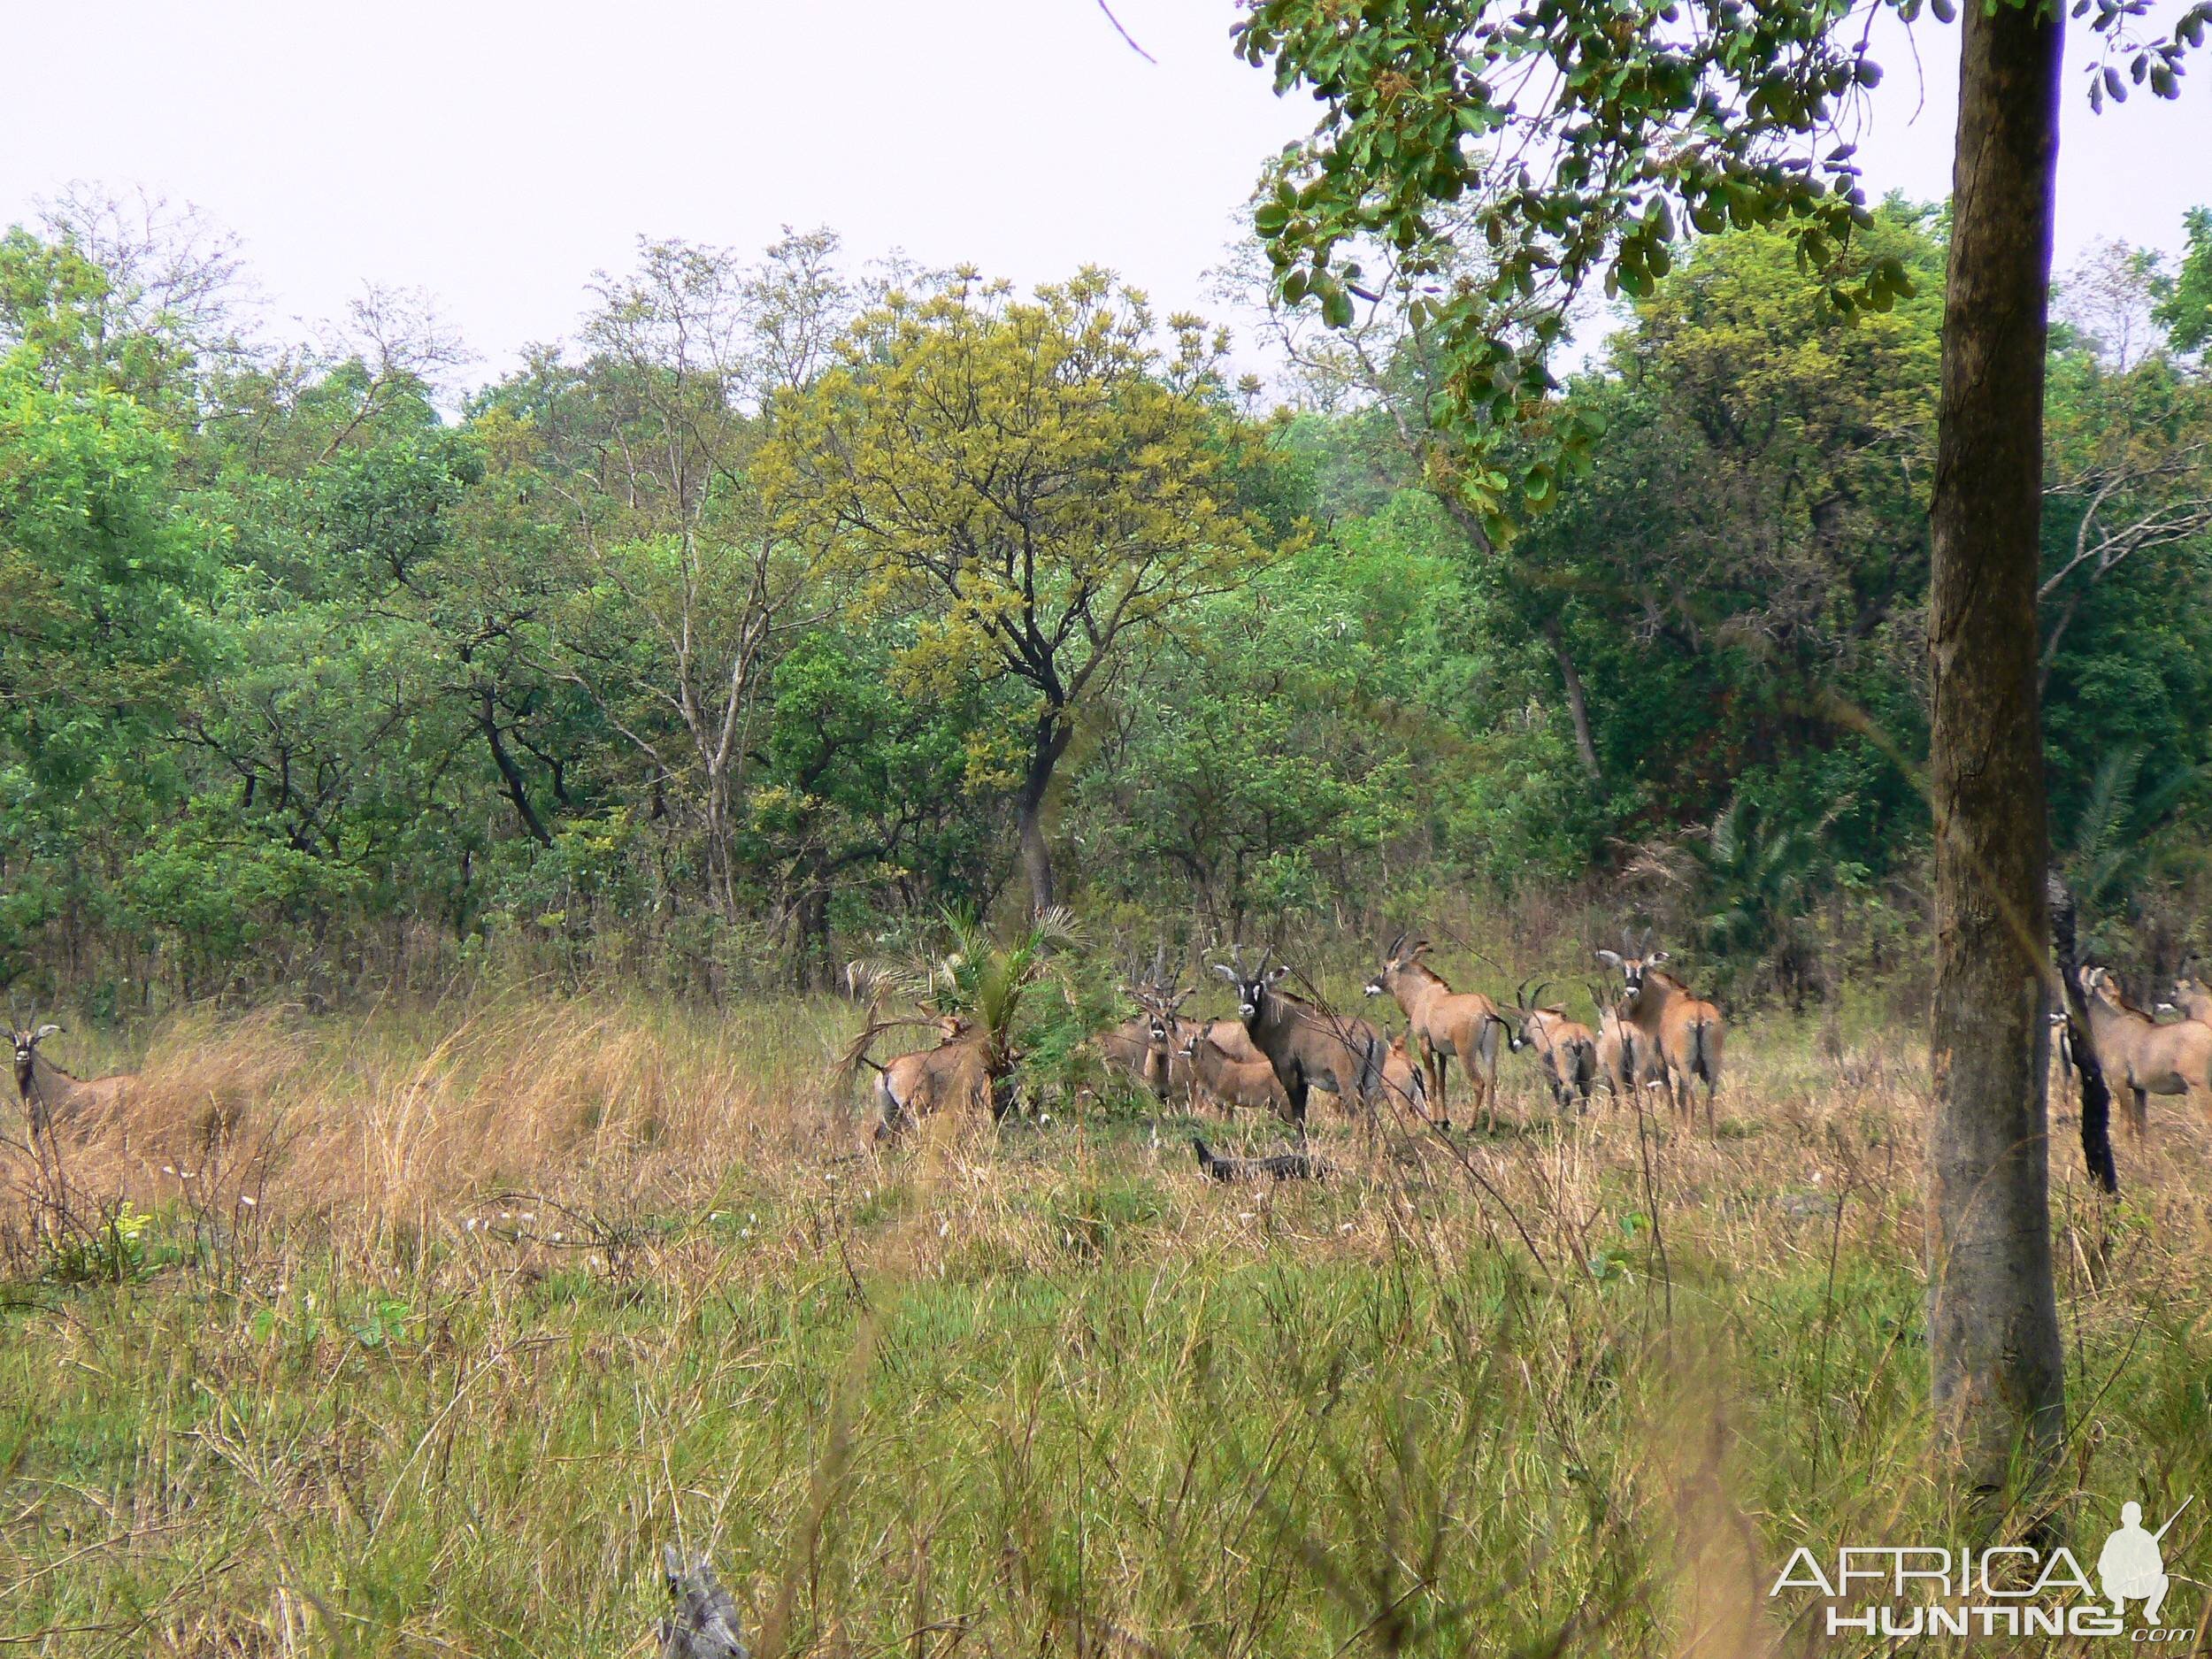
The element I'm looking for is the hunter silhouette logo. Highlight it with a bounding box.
[2099,1497,2189,1626]
[1772,1495,2198,1640]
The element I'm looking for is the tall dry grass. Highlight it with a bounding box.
[4,988,2211,1655]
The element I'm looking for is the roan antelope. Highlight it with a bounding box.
[10,1022,133,1134]
[1588,978,1661,1106]
[1504,981,1600,1112]
[2079,965,2212,1138]
[1593,937,1724,1128]
[1177,1025,1293,1119]
[1379,1029,1432,1121]
[856,1014,999,1141]
[2164,968,2212,1025]
[1214,949,1387,1131]
[1363,933,1503,1133]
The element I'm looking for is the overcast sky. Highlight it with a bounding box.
[4,0,2208,388]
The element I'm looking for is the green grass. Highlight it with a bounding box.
[3,997,2209,1655]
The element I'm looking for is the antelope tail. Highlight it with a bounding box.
[1690,1016,1721,1083]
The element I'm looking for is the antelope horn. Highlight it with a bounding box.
[1531,980,1554,1010]
[1385,930,1406,961]
[1515,977,1535,1011]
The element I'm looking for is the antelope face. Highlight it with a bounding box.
[10,1025,55,1095]
[1213,959,1288,1022]
[1595,947,1667,1000]
[1369,934,1429,999]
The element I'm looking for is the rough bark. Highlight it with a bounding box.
[1924,0,2068,1502]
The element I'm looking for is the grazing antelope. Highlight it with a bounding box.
[1363,933,1504,1133]
[1214,949,1386,1131]
[1593,937,1724,1128]
[857,1014,998,1140]
[2079,965,2212,1138]
[10,1023,133,1134]
[1177,1026,1293,1118]
[1504,981,1600,1112]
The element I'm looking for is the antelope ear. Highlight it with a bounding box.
[31,1024,60,1042]
[1265,964,1291,985]
[1594,949,1622,967]
[1409,938,1432,958]
[1211,963,1239,982]
[1648,950,1670,965]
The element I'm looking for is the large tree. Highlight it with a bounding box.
[1233,0,2204,1502]
[761,271,1285,913]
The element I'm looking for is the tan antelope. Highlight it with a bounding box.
[2163,967,2212,1025]
[10,1022,134,1134]
[1379,1030,1433,1121]
[1177,1025,1293,1118]
[1593,937,1724,1128]
[1214,949,1387,1130]
[856,1014,999,1140]
[1363,933,1504,1132]
[2079,965,2212,1137]
[1587,978,1661,1106]
[1504,981,1600,1112]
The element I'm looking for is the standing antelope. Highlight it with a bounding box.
[2079,965,2212,1137]
[1505,981,1600,1112]
[1587,978,1660,1107]
[856,1014,999,1140]
[1363,933,1504,1133]
[1593,937,1724,1128]
[1215,949,1386,1131]
[9,1022,134,1134]
[1177,1025,1294,1118]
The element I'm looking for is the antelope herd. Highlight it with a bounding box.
[845,929,1743,1143]
[847,935,2212,1151]
[12,950,2212,1156]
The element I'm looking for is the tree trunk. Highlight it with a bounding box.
[1543,619,1603,782]
[1924,0,2067,1502]
[1015,710,1071,916]
[480,690,554,849]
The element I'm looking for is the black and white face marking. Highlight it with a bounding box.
[1214,961,1289,1022]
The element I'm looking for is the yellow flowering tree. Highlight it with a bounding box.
[762,270,1287,912]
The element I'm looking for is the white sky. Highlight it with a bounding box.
[3,0,2208,388]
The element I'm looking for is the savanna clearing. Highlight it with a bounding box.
[3,991,2208,1657]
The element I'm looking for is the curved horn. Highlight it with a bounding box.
[1530,981,1555,1010]
[1385,930,1406,962]
[1515,977,1535,1011]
